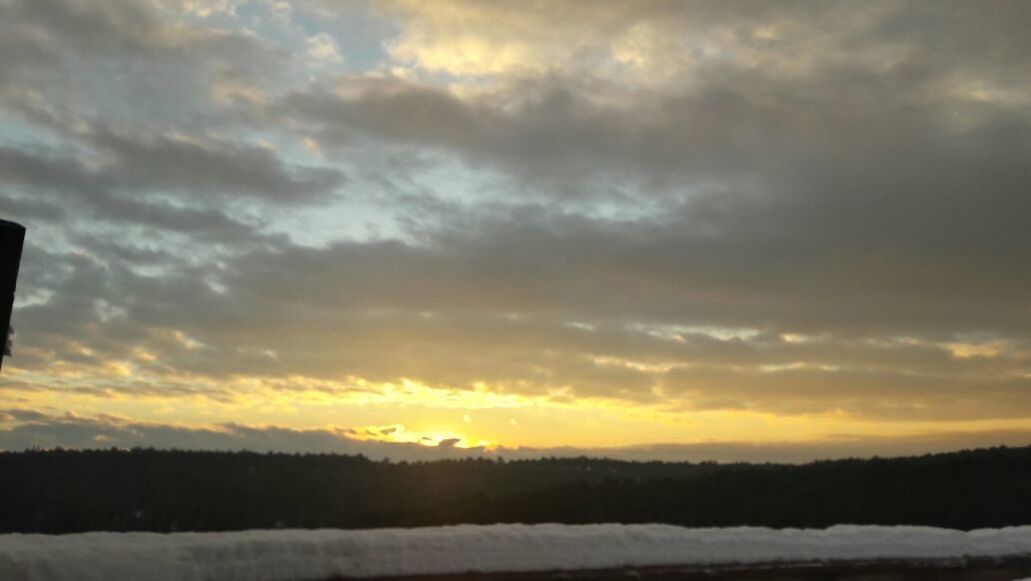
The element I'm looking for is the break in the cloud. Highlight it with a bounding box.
[1,0,1031,459]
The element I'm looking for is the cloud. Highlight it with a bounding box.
[0,408,488,460]
[87,128,346,202]
[380,0,1031,89]
[0,0,285,121]
[2,408,1029,463]
[0,137,343,225]
[2,0,1031,451]
[7,210,1031,420]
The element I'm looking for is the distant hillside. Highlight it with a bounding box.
[0,446,1028,533]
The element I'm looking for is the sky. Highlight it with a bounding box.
[1,0,1031,463]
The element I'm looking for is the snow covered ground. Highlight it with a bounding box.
[1,524,1030,581]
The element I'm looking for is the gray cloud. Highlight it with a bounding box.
[8,206,1031,420]
[2,408,1029,463]
[90,128,346,202]
[0,130,344,210]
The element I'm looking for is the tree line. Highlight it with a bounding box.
[0,445,1028,533]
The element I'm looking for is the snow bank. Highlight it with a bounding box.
[1,524,1030,581]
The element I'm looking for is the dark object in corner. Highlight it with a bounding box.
[0,219,25,372]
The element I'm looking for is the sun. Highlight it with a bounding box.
[349,424,494,449]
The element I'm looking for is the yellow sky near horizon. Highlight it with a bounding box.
[8,364,1031,454]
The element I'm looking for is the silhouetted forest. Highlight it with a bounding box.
[1,446,1029,533]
